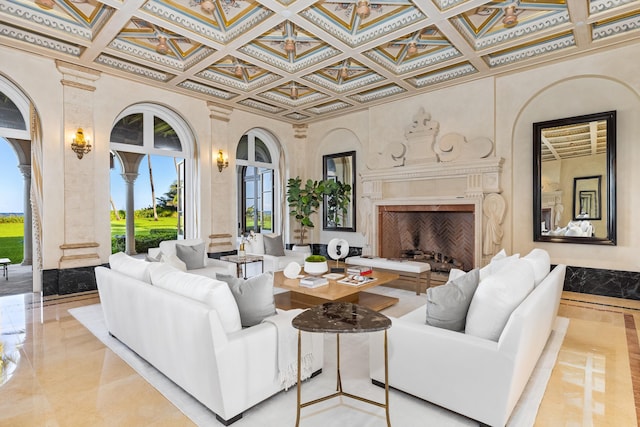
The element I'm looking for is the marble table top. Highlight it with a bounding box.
[292,302,391,334]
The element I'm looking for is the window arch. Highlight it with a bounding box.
[236,129,280,236]
[110,104,195,242]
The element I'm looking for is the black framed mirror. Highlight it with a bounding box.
[533,111,616,245]
[323,151,356,231]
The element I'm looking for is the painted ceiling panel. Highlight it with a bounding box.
[0,0,639,123]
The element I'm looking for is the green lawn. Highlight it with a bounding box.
[0,222,24,264]
[110,217,179,236]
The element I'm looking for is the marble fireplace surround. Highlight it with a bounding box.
[359,157,505,269]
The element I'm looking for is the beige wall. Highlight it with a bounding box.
[1,40,639,275]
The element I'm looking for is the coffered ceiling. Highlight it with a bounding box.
[1,0,639,124]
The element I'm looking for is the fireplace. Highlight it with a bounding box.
[378,204,475,273]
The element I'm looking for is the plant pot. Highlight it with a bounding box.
[292,244,312,255]
[304,261,328,276]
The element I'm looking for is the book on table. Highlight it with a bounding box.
[346,265,373,275]
[299,276,329,288]
[337,275,377,286]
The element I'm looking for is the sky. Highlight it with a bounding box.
[1,138,178,213]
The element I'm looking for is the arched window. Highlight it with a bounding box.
[236,130,279,236]
[110,104,194,247]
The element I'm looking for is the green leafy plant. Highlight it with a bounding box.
[321,179,352,227]
[305,255,326,262]
[286,177,324,245]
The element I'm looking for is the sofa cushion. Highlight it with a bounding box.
[109,252,152,283]
[479,249,520,281]
[176,242,206,270]
[217,273,276,327]
[264,234,286,256]
[161,252,187,272]
[150,263,242,334]
[522,248,551,287]
[465,258,534,341]
[244,233,264,255]
[426,268,479,331]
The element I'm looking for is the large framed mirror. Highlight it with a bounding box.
[323,151,356,231]
[533,111,616,245]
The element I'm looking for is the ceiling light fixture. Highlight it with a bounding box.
[34,0,55,9]
[356,0,370,19]
[200,0,215,14]
[234,64,243,77]
[502,5,518,28]
[341,66,349,79]
[290,83,298,100]
[156,36,169,55]
[407,42,418,56]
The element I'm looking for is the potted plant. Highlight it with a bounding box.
[304,254,328,275]
[286,177,324,248]
[322,179,352,228]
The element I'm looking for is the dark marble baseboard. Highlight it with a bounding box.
[43,265,107,296]
[563,265,640,300]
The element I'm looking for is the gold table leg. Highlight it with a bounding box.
[296,330,302,427]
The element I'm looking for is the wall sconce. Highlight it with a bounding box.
[216,149,229,172]
[71,128,91,159]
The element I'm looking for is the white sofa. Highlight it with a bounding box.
[96,254,323,425]
[244,233,307,272]
[370,251,566,427]
[148,238,236,278]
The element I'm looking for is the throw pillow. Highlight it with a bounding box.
[264,234,286,256]
[109,252,152,283]
[161,253,187,272]
[145,252,162,263]
[175,242,206,270]
[150,263,242,334]
[465,258,535,341]
[479,250,520,281]
[426,268,480,331]
[522,248,550,287]
[217,273,277,327]
[247,233,265,255]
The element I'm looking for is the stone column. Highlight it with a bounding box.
[122,172,138,255]
[18,165,32,265]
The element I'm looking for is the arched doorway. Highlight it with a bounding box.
[109,104,194,254]
[0,75,41,294]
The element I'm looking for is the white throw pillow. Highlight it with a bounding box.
[479,250,520,281]
[465,259,534,341]
[247,233,265,255]
[109,252,152,283]
[161,253,187,272]
[150,263,242,334]
[522,248,551,287]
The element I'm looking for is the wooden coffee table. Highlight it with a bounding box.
[273,269,400,312]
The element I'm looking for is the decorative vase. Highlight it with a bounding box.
[304,261,328,276]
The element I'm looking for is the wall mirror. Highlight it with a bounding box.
[323,151,356,231]
[533,111,616,245]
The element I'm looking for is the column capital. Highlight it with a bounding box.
[121,172,139,184]
[207,102,233,122]
[56,60,101,92]
[18,164,31,179]
[293,124,308,139]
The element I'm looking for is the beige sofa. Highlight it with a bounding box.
[244,233,307,272]
[148,238,236,277]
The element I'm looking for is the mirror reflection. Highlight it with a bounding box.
[533,111,616,245]
[323,151,356,232]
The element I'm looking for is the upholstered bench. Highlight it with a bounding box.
[344,256,431,295]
